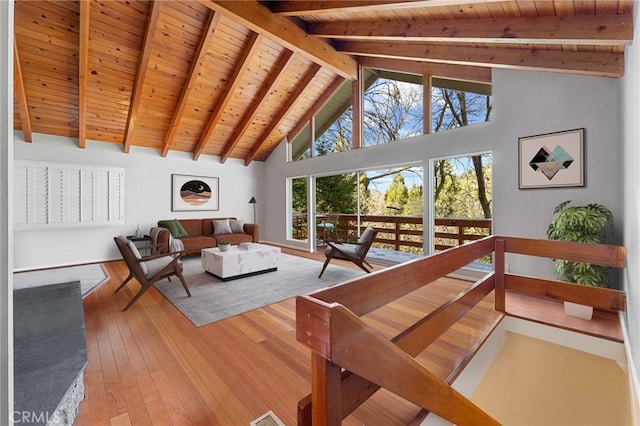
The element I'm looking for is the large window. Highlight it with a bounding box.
[430,152,492,259]
[363,72,424,146]
[288,68,492,162]
[314,107,352,156]
[359,166,424,254]
[431,87,493,133]
[288,165,424,254]
[288,177,308,242]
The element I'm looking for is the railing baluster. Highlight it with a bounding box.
[494,238,506,312]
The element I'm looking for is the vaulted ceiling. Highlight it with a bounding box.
[13,1,633,165]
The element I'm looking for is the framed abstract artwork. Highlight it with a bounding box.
[518,128,585,189]
[171,174,219,211]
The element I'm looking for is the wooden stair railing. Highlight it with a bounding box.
[296,236,626,425]
[297,296,500,426]
[297,272,498,425]
[494,237,626,314]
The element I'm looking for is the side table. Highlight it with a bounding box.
[126,235,153,256]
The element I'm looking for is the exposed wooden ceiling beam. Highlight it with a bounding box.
[78,0,90,149]
[337,41,624,78]
[198,0,358,79]
[162,10,222,157]
[309,13,633,46]
[193,32,263,161]
[245,63,322,166]
[357,56,491,83]
[220,49,296,163]
[123,0,162,153]
[13,40,32,143]
[270,0,504,16]
[287,75,346,142]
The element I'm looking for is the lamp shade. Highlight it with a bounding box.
[248,197,257,204]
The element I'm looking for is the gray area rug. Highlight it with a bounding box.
[13,264,109,297]
[367,247,422,265]
[155,254,365,327]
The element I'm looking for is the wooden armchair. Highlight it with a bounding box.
[113,235,191,311]
[318,226,378,278]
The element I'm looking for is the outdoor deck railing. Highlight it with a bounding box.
[292,213,492,252]
[295,236,626,425]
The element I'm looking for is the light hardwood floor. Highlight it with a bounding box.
[73,249,502,426]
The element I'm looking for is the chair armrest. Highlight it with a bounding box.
[145,253,185,280]
[140,250,185,262]
[327,240,364,247]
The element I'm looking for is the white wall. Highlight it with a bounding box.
[622,0,640,407]
[263,68,622,282]
[13,133,264,270]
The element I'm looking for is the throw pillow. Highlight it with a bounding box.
[229,219,244,233]
[172,220,189,238]
[158,220,178,236]
[212,219,232,235]
[158,219,189,238]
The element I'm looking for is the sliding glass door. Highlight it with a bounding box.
[358,166,424,254]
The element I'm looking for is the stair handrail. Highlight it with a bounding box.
[296,236,626,425]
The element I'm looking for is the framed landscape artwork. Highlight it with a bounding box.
[172,174,219,211]
[518,128,585,189]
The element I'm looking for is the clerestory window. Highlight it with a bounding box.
[287,68,492,162]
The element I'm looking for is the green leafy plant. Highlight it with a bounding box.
[219,240,230,245]
[546,200,615,287]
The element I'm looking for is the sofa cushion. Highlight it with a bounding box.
[229,219,244,233]
[178,219,204,237]
[141,256,181,280]
[213,219,232,235]
[215,233,252,245]
[181,236,216,254]
[158,219,189,238]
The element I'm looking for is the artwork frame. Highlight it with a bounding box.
[518,128,585,189]
[171,174,219,211]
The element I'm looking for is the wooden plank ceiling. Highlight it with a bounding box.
[13,0,633,165]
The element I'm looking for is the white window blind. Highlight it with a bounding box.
[14,160,125,230]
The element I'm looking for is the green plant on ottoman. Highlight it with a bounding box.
[546,200,615,319]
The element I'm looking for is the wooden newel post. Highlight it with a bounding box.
[494,238,506,312]
[311,353,342,426]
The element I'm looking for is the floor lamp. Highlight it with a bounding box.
[249,197,257,224]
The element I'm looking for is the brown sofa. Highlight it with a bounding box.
[156,218,259,256]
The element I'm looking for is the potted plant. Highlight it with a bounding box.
[546,200,615,319]
[218,240,230,252]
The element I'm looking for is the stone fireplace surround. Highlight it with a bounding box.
[13,281,86,425]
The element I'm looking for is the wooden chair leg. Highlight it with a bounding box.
[176,269,191,297]
[354,261,371,274]
[114,273,133,293]
[318,256,333,278]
